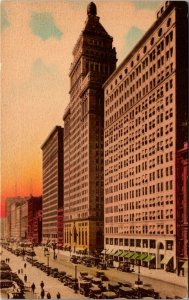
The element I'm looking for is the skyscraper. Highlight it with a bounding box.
[103,1,188,271]
[63,2,117,253]
[41,126,64,244]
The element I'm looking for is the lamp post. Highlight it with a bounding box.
[74,264,78,293]
[135,260,143,297]
[52,242,57,260]
[46,251,50,267]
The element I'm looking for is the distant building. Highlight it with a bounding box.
[27,196,42,244]
[0,218,5,240]
[63,2,116,253]
[20,202,28,240]
[41,126,64,244]
[176,142,188,273]
[103,1,188,271]
[5,197,28,240]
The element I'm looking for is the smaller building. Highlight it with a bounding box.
[176,142,188,274]
[20,202,28,240]
[28,196,42,245]
[41,126,64,244]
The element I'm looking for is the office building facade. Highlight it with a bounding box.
[103,1,188,270]
[63,2,116,252]
[41,126,64,244]
[28,196,42,244]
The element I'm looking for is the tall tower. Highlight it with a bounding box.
[63,2,116,253]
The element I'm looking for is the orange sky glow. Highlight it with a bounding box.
[1,0,160,217]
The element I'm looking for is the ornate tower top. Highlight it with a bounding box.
[87,2,97,16]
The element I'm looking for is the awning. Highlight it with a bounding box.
[106,248,113,254]
[182,261,188,269]
[130,252,140,260]
[114,250,123,257]
[119,251,128,257]
[125,252,134,258]
[143,255,155,262]
[101,249,106,254]
[111,250,118,255]
[161,255,173,265]
[137,253,148,261]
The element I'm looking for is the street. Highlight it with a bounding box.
[0,247,188,299]
[1,249,83,299]
[35,247,187,299]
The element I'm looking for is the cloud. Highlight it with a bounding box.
[32,58,58,77]
[120,26,145,59]
[30,12,63,40]
[134,1,161,11]
[1,7,10,32]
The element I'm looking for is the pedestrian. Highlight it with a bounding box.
[18,269,20,274]
[24,274,27,283]
[40,281,44,289]
[47,292,51,299]
[20,268,23,274]
[57,292,61,299]
[31,282,36,294]
[41,289,45,299]
[24,262,26,268]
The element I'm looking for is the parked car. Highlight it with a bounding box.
[7,291,25,299]
[118,286,137,299]
[97,262,107,270]
[79,281,91,297]
[89,286,102,299]
[101,291,117,299]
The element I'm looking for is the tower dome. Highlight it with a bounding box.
[87,2,97,16]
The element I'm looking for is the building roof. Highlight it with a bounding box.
[41,126,63,150]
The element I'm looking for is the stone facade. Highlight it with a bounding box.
[63,2,116,253]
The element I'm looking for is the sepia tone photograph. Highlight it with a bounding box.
[0,0,188,299]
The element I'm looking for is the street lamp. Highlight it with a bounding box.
[52,242,57,260]
[74,264,78,294]
[135,260,143,297]
[46,251,50,268]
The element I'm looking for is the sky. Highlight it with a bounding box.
[1,0,160,217]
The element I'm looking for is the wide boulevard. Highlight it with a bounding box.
[0,246,188,299]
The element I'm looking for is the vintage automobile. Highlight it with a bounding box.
[97,262,107,270]
[108,282,120,294]
[118,262,134,273]
[91,277,102,287]
[118,286,137,299]
[96,271,104,278]
[101,291,117,299]
[7,291,25,299]
[83,275,93,282]
[0,279,13,288]
[80,272,88,280]
[50,268,58,276]
[118,281,132,288]
[79,281,91,297]
[138,286,159,298]
[89,286,102,299]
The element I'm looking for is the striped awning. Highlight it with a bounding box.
[137,253,148,261]
[101,249,106,254]
[106,248,113,254]
[143,255,155,262]
[125,252,134,258]
[130,252,140,260]
[111,250,118,255]
[114,250,123,257]
[119,251,128,257]
[161,255,173,265]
